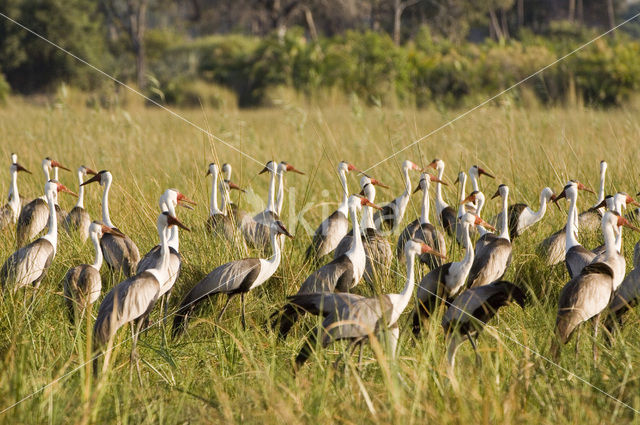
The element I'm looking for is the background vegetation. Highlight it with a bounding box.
[2,0,640,108]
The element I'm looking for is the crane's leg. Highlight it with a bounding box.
[466,331,481,367]
[389,325,400,358]
[592,314,601,362]
[218,295,234,321]
[131,318,145,385]
[574,327,581,359]
[241,293,246,331]
[358,341,364,368]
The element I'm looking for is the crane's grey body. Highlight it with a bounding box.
[306,210,349,260]
[136,245,182,297]
[538,227,566,266]
[64,206,91,241]
[94,271,161,346]
[63,264,101,318]
[0,238,55,291]
[101,231,140,277]
[172,258,261,335]
[396,219,446,269]
[467,238,512,288]
[565,245,596,279]
[606,266,640,329]
[16,199,49,247]
[334,228,392,284]
[442,280,524,367]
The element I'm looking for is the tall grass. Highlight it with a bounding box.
[0,97,639,423]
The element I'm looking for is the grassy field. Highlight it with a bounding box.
[0,96,640,424]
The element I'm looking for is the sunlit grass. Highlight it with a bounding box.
[0,96,639,423]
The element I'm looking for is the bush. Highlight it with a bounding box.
[0,72,9,104]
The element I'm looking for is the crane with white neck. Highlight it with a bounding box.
[94,212,190,376]
[64,165,98,241]
[412,212,494,336]
[1,180,75,291]
[0,153,31,230]
[16,157,71,247]
[291,239,444,369]
[305,161,363,261]
[273,195,380,339]
[427,158,457,237]
[63,221,125,322]
[374,159,422,232]
[578,160,607,232]
[396,172,447,269]
[81,170,141,276]
[172,219,292,336]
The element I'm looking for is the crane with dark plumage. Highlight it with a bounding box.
[81,170,141,277]
[63,221,124,322]
[442,280,525,367]
[64,165,98,241]
[1,180,74,291]
[466,184,512,288]
[0,153,31,231]
[305,161,362,262]
[374,160,422,232]
[273,195,379,339]
[551,211,637,361]
[396,172,447,269]
[93,212,189,375]
[412,212,495,335]
[172,219,292,336]
[17,157,71,247]
[292,239,444,368]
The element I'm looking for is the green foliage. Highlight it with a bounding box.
[0,71,9,104]
[144,28,640,108]
[0,0,110,93]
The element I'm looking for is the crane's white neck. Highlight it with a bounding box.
[147,222,171,285]
[457,174,467,218]
[89,231,104,270]
[209,171,223,215]
[531,189,549,222]
[602,219,617,257]
[337,168,349,216]
[596,165,606,206]
[419,187,430,225]
[266,168,277,213]
[41,189,58,252]
[101,178,114,228]
[435,165,448,215]
[498,192,510,241]
[470,172,479,192]
[565,190,580,250]
[8,168,20,220]
[460,222,475,268]
[361,203,375,230]
[266,231,282,267]
[42,163,50,181]
[276,169,285,216]
[476,195,488,236]
[402,165,411,195]
[75,171,85,209]
[347,204,363,257]
[388,248,418,325]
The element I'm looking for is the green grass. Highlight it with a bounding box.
[1,96,640,424]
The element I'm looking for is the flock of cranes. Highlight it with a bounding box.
[1,152,640,375]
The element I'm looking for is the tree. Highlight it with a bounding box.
[103,0,149,88]
[392,0,421,45]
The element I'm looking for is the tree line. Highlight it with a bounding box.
[0,0,638,107]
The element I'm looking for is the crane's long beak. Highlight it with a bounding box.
[51,160,70,171]
[258,166,269,175]
[627,195,640,207]
[474,215,496,232]
[347,164,362,173]
[577,182,595,194]
[85,167,98,175]
[276,221,293,238]
[491,188,501,199]
[429,174,447,185]
[57,183,78,197]
[413,184,423,194]
[478,167,494,179]
[361,197,382,210]
[550,194,561,210]
[421,243,446,259]
[81,173,102,186]
[16,163,31,174]
[427,160,438,169]
[553,189,567,204]
[102,225,126,238]
[228,181,246,193]
[618,216,640,232]
[589,199,606,211]
[167,214,191,231]
[286,164,305,175]
[370,178,389,189]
